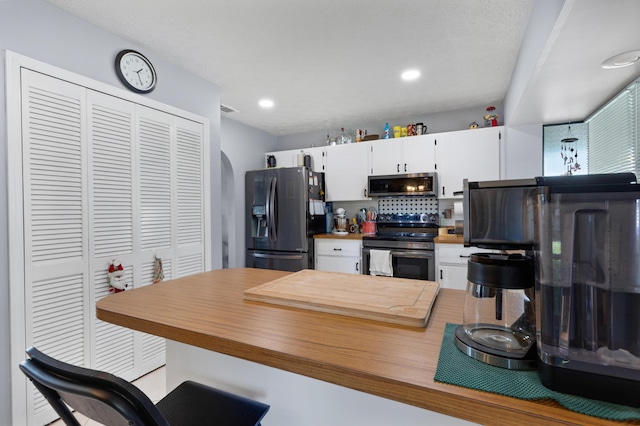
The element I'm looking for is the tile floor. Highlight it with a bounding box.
[48,366,167,426]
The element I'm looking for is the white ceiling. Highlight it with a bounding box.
[510,0,640,127]
[43,0,640,136]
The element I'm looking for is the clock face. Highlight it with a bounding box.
[115,50,157,93]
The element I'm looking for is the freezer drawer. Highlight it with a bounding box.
[247,250,310,272]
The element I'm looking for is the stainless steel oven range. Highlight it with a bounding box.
[362,213,438,281]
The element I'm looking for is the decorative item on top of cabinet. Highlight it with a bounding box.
[265,147,326,173]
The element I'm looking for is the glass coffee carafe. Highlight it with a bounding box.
[455,253,536,370]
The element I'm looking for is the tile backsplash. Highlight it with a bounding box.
[377,197,439,215]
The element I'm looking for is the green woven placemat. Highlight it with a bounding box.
[434,323,640,421]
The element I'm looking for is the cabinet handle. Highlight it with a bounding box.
[440,269,443,280]
[397,164,400,173]
[442,186,445,196]
[333,248,342,251]
[356,262,359,272]
[459,255,470,258]
[404,163,407,172]
[364,188,367,197]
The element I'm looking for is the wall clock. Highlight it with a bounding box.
[115,49,157,93]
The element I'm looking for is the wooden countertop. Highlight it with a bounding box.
[314,232,368,240]
[97,268,629,425]
[434,234,464,244]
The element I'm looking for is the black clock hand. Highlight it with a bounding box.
[135,69,144,84]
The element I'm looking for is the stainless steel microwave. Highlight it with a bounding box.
[367,172,437,197]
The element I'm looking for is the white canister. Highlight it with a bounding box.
[297,152,305,166]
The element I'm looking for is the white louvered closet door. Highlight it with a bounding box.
[19,70,206,425]
[86,91,138,380]
[21,69,90,426]
[138,105,206,277]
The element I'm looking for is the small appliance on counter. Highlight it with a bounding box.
[458,173,640,407]
[456,178,538,370]
[534,173,640,407]
[333,208,348,235]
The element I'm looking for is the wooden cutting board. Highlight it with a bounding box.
[243,269,440,327]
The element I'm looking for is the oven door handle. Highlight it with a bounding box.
[387,250,434,259]
[362,248,434,259]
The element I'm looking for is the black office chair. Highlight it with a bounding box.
[19,346,269,426]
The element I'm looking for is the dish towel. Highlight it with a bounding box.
[369,249,393,276]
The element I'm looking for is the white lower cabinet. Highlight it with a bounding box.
[315,238,362,274]
[436,245,496,290]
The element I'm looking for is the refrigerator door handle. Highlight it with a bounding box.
[252,252,304,260]
[269,176,278,242]
[265,176,272,240]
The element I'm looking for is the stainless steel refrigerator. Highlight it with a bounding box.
[246,167,326,271]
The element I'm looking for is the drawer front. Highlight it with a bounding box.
[437,245,494,264]
[315,239,361,257]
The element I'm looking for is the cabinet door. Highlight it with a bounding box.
[436,245,497,290]
[370,136,436,175]
[315,256,361,274]
[436,127,501,197]
[324,143,371,201]
[370,139,404,175]
[315,239,361,274]
[403,135,436,174]
[439,264,469,290]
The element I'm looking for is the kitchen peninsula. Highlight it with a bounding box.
[96,268,626,425]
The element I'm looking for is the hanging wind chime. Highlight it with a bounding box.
[560,125,581,175]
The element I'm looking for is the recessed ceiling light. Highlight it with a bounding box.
[259,99,274,108]
[601,50,640,69]
[401,69,420,81]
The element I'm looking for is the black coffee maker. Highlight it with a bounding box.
[455,179,538,370]
[533,173,640,407]
[459,174,640,407]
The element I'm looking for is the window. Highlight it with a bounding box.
[586,80,638,176]
[543,78,639,177]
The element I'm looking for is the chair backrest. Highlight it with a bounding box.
[19,346,169,426]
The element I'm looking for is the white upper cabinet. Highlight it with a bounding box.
[435,126,502,198]
[402,135,437,174]
[265,147,326,173]
[324,142,371,201]
[268,126,502,201]
[265,149,297,168]
[369,135,436,176]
